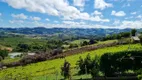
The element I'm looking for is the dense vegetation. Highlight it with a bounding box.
[0,50,8,60]
[0,44,141,79]
[0,28,142,80]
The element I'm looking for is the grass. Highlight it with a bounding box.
[1,57,20,64]
[63,39,118,51]
[70,39,89,44]
[0,43,141,79]
[97,40,118,45]
[0,37,47,48]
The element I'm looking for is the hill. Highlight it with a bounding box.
[0,43,141,80]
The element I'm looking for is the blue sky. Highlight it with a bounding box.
[0,0,142,28]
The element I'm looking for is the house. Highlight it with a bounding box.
[131,36,140,43]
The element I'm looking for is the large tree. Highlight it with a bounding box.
[131,29,137,36]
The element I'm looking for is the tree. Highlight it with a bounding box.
[0,50,8,59]
[47,40,63,49]
[100,53,113,76]
[76,56,85,74]
[84,54,92,74]
[61,60,71,79]
[89,39,97,45]
[81,41,89,46]
[131,29,137,36]
[16,43,30,52]
[0,56,3,61]
[77,54,92,74]
[91,56,100,78]
[69,44,78,48]
[139,35,142,45]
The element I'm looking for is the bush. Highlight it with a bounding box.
[61,60,71,79]
[51,48,63,56]
[76,56,85,74]
[100,50,142,76]
[139,35,142,45]
[76,54,93,74]
[0,50,8,59]
[81,41,89,46]
[16,43,30,52]
[91,56,100,78]
[69,44,78,48]
[89,39,97,45]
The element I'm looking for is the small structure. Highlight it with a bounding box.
[131,36,140,43]
[27,53,35,56]
[9,52,23,58]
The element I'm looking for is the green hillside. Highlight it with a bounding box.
[0,43,141,80]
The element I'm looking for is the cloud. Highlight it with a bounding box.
[11,13,28,19]
[0,13,2,16]
[73,0,85,7]
[30,16,41,21]
[122,3,130,7]
[136,15,142,19]
[125,16,134,19]
[90,16,109,22]
[92,10,102,15]
[3,0,110,22]
[9,20,24,24]
[119,20,142,29]
[131,12,136,15]
[111,10,126,17]
[113,20,120,25]
[63,21,86,25]
[3,0,88,21]
[4,19,142,29]
[94,0,113,10]
[54,21,59,23]
[45,18,50,21]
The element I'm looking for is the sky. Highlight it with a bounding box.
[0,0,142,29]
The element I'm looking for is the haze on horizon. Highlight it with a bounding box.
[0,0,142,29]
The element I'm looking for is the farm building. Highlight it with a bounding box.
[131,36,140,43]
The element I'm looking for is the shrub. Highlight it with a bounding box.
[91,56,100,78]
[61,60,71,79]
[76,56,85,74]
[0,50,8,59]
[139,35,142,45]
[69,44,78,48]
[100,50,142,76]
[89,39,97,45]
[76,54,93,74]
[81,41,89,46]
[16,43,30,52]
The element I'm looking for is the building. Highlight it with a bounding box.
[131,36,140,43]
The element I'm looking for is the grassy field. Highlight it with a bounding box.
[0,37,47,48]
[70,39,89,44]
[1,57,20,64]
[0,43,141,80]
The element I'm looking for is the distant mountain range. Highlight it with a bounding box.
[0,27,141,40]
[0,27,134,35]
